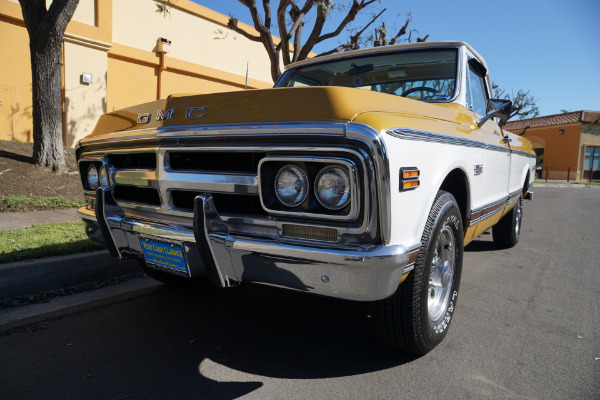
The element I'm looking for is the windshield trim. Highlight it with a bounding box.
[275,46,461,104]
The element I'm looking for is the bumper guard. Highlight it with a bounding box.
[83,192,416,301]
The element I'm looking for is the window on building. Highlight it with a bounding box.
[583,146,600,179]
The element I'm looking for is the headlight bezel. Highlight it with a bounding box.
[258,156,359,221]
[98,165,110,187]
[79,159,111,191]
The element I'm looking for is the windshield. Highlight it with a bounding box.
[275,48,458,102]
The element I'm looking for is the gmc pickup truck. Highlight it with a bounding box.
[76,41,535,355]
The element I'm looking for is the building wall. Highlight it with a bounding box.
[112,0,275,84]
[64,37,109,147]
[0,0,273,148]
[0,14,32,142]
[523,123,582,180]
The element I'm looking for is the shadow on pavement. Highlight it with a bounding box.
[0,282,416,399]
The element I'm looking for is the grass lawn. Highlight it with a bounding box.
[571,180,600,185]
[0,195,84,212]
[0,221,104,264]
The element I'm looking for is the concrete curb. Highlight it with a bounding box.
[0,250,140,302]
[532,183,600,189]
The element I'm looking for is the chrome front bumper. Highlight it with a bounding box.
[80,188,416,301]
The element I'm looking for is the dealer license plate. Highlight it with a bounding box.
[140,237,189,277]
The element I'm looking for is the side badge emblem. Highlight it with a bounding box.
[474,164,483,176]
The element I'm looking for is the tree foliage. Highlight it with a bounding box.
[18,0,81,172]
[493,84,540,121]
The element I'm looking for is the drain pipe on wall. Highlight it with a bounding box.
[245,61,249,90]
[156,38,171,100]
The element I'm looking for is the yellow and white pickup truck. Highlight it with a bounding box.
[76,41,535,355]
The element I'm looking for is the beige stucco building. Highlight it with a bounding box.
[0,0,274,147]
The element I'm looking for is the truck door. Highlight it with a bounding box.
[466,60,510,208]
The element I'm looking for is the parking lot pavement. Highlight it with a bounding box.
[0,187,598,400]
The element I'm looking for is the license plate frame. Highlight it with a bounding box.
[139,236,190,278]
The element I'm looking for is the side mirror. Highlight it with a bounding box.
[476,98,512,127]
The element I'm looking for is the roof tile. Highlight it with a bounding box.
[504,110,600,131]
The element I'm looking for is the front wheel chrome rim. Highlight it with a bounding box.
[428,226,455,322]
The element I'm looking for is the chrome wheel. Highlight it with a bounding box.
[514,200,522,239]
[428,226,455,322]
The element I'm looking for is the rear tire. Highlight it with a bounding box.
[492,196,522,248]
[374,191,463,355]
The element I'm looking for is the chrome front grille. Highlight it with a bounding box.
[79,138,379,247]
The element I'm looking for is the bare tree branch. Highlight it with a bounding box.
[263,0,272,29]
[226,0,424,82]
[388,18,410,45]
[227,17,262,42]
[493,83,540,121]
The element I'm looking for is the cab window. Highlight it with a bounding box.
[466,62,488,116]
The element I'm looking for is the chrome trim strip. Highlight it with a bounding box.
[78,122,348,147]
[469,197,506,226]
[113,170,157,187]
[345,122,392,244]
[468,189,521,227]
[511,148,537,159]
[387,127,510,154]
[404,244,421,272]
[162,171,258,195]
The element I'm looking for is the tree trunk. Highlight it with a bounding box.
[30,37,66,172]
[18,0,80,173]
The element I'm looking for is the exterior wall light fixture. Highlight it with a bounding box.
[81,73,93,84]
[157,37,171,53]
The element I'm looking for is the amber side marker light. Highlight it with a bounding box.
[400,167,420,191]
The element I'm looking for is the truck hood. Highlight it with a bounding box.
[85,86,466,139]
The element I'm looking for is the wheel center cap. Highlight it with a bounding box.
[440,260,452,288]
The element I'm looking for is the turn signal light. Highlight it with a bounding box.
[403,170,419,179]
[402,180,420,190]
[400,167,420,191]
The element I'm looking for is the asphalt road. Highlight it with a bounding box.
[1,187,599,400]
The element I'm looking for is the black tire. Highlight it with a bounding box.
[374,191,463,355]
[492,195,522,248]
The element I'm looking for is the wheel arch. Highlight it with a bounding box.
[438,168,470,232]
[523,170,531,197]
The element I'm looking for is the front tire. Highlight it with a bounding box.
[492,195,522,248]
[374,191,464,355]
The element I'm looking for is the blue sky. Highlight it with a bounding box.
[195,0,600,117]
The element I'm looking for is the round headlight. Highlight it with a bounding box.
[274,165,308,207]
[315,166,351,210]
[99,165,109,187]
[87,164,99,189]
